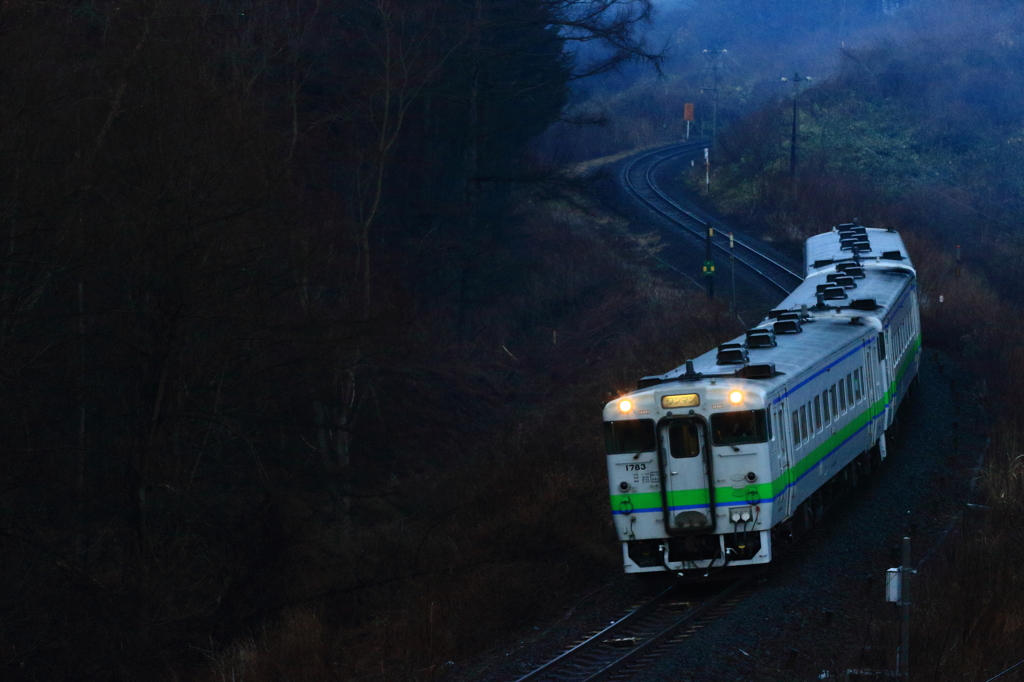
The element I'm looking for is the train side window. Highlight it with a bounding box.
[830,385,838,416]
[878,333,886,361]
[846,373,854,406]
[792,411,800,448]
[854,369,862,401]
[838,379,847,412]
[813,396,822,432]
[799,406,808,442]
[822,390,830,424]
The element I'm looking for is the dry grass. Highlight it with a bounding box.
[188,196,740,682]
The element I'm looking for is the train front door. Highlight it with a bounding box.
[658,418,715,532]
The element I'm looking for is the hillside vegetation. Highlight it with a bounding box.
[674,1,1024,677]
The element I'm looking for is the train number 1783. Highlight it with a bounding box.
[625,463,647,471]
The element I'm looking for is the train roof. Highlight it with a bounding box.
[638,225,916,397]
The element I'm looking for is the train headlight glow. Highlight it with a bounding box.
[728,390,744,405]
[618,399,633,413]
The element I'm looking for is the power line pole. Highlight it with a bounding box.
[781,72,812,179]
[729,232,736,314]
[703,226,715,299]
[886,536,913,679]
[702,49,727,146]
[899,536,911,679]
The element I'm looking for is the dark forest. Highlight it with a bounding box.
[5,0,1024,680]
[0,0,664,677]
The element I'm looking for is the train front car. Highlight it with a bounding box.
[605,223,919,577]
[605,372,775,574]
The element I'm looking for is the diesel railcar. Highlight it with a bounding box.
[603,224,920,575]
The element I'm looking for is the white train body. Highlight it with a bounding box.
[604,226,921,574]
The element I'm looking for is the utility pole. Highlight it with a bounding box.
[781,73,812,179]
[729,232,736,314]
[702,49,727,146]
[704,147,710,194]
[899,536,911,679]
[886,536,913,679]
[703,226,715,299]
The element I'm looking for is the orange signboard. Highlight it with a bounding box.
[683,103,694,121]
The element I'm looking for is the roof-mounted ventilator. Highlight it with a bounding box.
[825,274,856,289]
[716,344,749,365]
[736,363,776,379]
[881,250,904,261]
[836,263,865,278]
[822,286,847,300]
[774,319,802,334]
[636,376,664,389]
[817,283,849,295]
[850,298,878,311]
[745,329,777,348]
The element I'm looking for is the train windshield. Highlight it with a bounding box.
[604,419,656,454]
[710,410,768,446]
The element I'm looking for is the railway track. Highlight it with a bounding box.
[513,577,755,682]
[622,143,803,295]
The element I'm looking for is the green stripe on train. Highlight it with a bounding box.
[608,335,921,514]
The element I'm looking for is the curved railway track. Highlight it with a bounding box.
[513,577,755,682]
[506,146,810,682]
[622,143,803,295]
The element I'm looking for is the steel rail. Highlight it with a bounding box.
[626,146,796,293]
[621,144,802,295]
[513,576,752,682]
[511,582,679,682]
[641,150,803,282]
[580,575,752,682]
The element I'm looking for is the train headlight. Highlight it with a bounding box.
[728,390,744,405]
[618,399,632,413]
